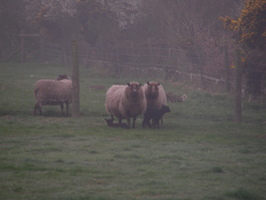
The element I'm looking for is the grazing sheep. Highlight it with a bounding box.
[105,82,146,128]
[33,74,72,116]
[105,118,129,129]
[143,81,167,123]
[142,104,170,129]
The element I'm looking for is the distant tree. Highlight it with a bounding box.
[24,0,79,42]
[22,0,80,64]
[220,0,266,99]
[142,0,241,45]
[77,0,143,46]
[104,0,143,29]
[133,0,242,88]
[0,0,25,59]
[77,0,119,46]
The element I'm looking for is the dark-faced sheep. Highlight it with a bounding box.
[33,74,72,116]
[142,81,167,124]
[143,81,167,110]
[105,82,146,128]
[142,105,170,129]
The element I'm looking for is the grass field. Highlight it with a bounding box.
[0,62,265,200]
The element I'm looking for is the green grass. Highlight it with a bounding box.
[0,62,265,200]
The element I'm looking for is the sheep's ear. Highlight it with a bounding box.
[157,82,161,86]
[139,83,142,87]
[147,81,150,85]
[127,83,131,86]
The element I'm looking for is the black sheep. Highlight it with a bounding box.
[142,105,170,129]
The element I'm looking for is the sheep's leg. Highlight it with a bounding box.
[33,102,41,115]
[125,118,131,129]
[151,119,155,128]
[147,118,152,128]
[142,114,147,128]
[156,120,160,129]
[132,117,137,129]
[142,116,151,128]
[38,102,42,115]
[152,118,160,129]
[144,118,151,128]
[66,103,69,116]
[142,118,146,128]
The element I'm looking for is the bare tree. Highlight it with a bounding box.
[139,0,242,79]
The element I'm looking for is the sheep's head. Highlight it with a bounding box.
[147,81,160,98]
[161,104,170,113]
[127,82,142,97]
[56,74,70,80]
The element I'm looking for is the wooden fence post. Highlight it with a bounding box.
[148,38,153,66]
[234,48,242,122]
[224,45,231,92]
[71,40,80,117]
[40,36,44,64]
[20,29,25,63]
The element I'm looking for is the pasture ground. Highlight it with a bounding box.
[0,62,265,200]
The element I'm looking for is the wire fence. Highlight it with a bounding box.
[1,39,265,121]
[37,41,237,93]
[13,38,265,96]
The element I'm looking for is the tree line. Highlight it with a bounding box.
[0,0,265,99]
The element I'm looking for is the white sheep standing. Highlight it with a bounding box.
[142,81,167,126]
[33,74,72,116]
[105,82,146,128]
[143,81,167,110]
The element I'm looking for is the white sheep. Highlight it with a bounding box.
[143,81,167,109]
[33,74,72,116]
[105,82,146,128]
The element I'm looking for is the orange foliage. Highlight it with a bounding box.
[220,0,266,50]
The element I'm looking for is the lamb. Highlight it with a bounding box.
[178,94,187,102]
[33,74,72,116]
[142,105,171,129]
[166,92,187,103]
[105,118,129,129]
[142,81,167,125]
[105,82,146,128]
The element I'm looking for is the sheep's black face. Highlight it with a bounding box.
[57,74,70,80]
[147,82,160,98]
[163,106,170,113]
[161,104,170,113]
